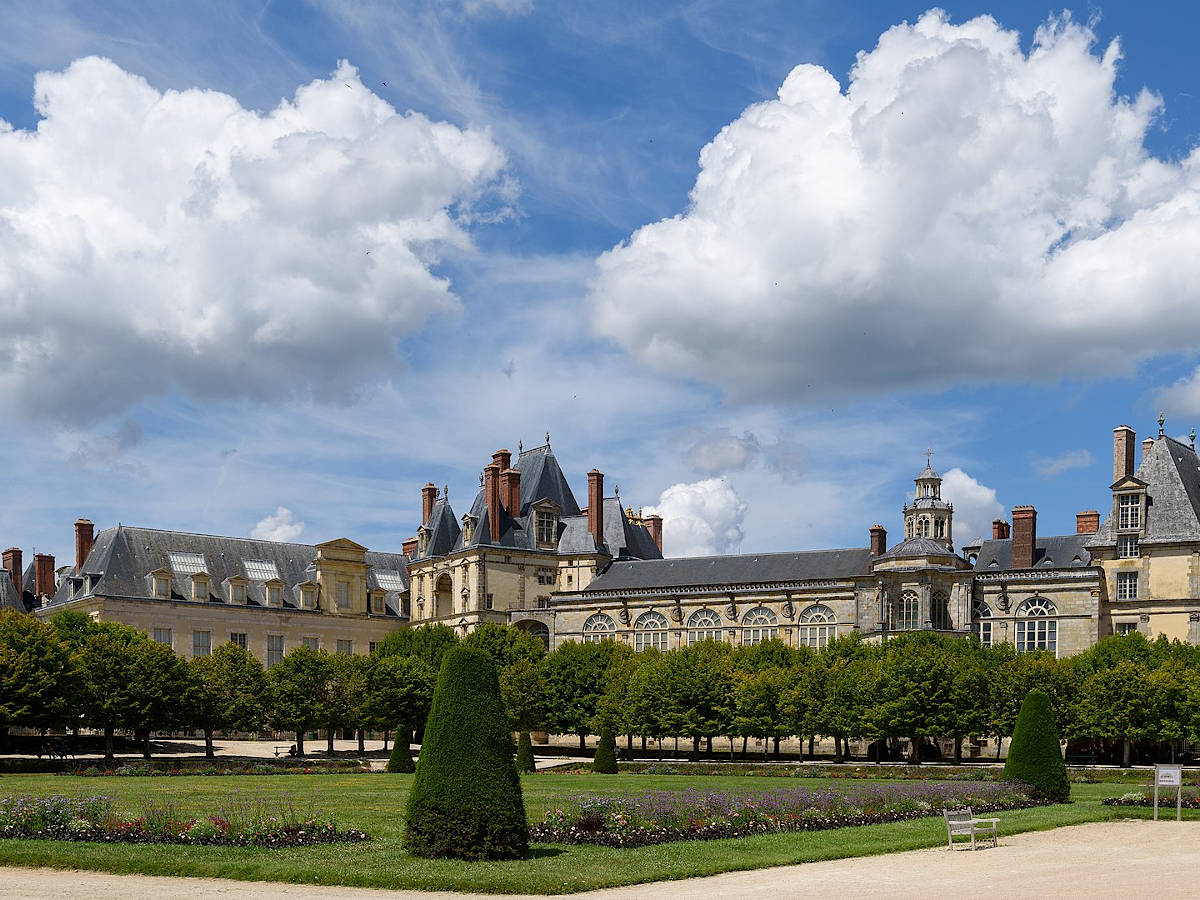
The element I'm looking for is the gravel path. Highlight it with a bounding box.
[1,820,1194,899]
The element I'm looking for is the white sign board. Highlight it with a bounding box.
[1157,766,1182,788]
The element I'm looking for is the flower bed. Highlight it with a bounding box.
[0,794,370,847]
[67,761,373,777]
[1103,791,1200,810]
[530,781,1038,847]
[613,762,1004,781]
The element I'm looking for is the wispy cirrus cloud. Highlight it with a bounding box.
[1032,449,1095,478]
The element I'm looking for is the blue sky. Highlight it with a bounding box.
[2,1,1199,564]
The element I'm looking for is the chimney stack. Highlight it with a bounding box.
[421,483,438,527]
[1076,510,1100,534]
[34,553,55,600]
[2,547,21,596]
[500,468,521,516]
[1011,506,1037,569]
[1142,437,1154,463]
[1113,425,1136,483]
[75,518,95,574]
[869,524,887,556]
[492,449,512,472]
[402,537,418,558]
[992,519,1010,540]
[645,515,663,554]
[587,469,605,550]
[484,463,502,542]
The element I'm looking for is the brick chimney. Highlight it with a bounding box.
[484,463,502,542]
[869,524,887,556]
[992,519,1010,540]
[1076,510,1100,535]
[500,468,521,515]
[492,449,512,473]
[587,469,605,550]
[402,537,418,558]
[75,518,95,574]
[2,547,21,595]
[1113,425,1136,482]
[645,515,663,553]
[421,483,437,527]
[1011,506,1037,569]
[34,553,55,600]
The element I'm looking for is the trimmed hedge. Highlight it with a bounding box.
[516,731,535,774]
[402,647,528,860]
[592,726,617,774]
[1003,689,1070,802]
[387,727,415,773]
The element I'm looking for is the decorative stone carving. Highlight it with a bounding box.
[618,603,631,626]
[670,602,683,623]
[781,598,795,619]
[725,595,737,621]
[997,582,1011,613]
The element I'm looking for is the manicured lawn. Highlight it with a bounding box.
[0,771,1193,894]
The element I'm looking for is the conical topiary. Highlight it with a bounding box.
[516,730,535,774]
[592,725,618,774]
[403,647,528,859]
[1003,689,1069,802]
[387,725,414,773]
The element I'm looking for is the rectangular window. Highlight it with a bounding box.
[1117,535,1139,558]
[336,639,353,655]
[154,576,171,600]
[537,596,550,610]
[634,630,668,652]
[152,627,172,646]
[231,583,246,604]
[336,581,350,609]
[1117,571,1139,600]
[368,641,378,654]
[1016,619,1057,654]
[267,584,282,606]
[303,636,319,650]
[266,634,284,667]
[971,621,992,648]
[536,513,556,544]
[800,625,835,650]
[486,593,494,610]
[371,594,384,614]
[1115,622,1138,635]
[1118,494,1141,529]
[230,632,247,649]
[193,577,209,602]
[301,587,316,609]
[192,630,212,657]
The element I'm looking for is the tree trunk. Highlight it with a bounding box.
[996,737,1003,760]
[910,735,922,765]
[843,735,853,762]
[641,735,647,752]
[692,735,701,755]
[204,728,215,759]
[808,736,815,758]
[627,733,634,753]
[876,739,882,765]
[358,728,365,754]
[728,736,735,760]
[104,725,115,760]
[706,735,713,755]
[953,737,963,765]
[741,735,748,758]
[1122,738,1132,768]
[295,730,305,757]
[762,737,769,761]
[798,735,805,763]
[834,736,843,762]
[140,730,152,759]
[773,735,781,758]
[579,733,587,751]
[383,730,390,752]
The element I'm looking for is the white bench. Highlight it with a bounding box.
[943,807,999,850]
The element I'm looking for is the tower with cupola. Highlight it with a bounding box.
[903,451,954,547]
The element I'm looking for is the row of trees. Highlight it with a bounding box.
[4,607,1200,764]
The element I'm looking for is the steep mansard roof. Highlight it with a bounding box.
[44,525,410,615]
[0,571,24,613]
[513,444,581,517]
[580,547,874,594]
[972,534,1093,571]
[1091,435,1200,546]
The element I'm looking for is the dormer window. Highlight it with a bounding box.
[154,574,170,600]
[300,585,317,609]
[336,580,351,610]
[417,526,430,556]
[536,512,557,545]
[1118,494,1141,529]
[266,582,283,606]
[1117,535,1139,558]
[192,575,209,602]
[229,580,247,605]
[461,515,474,544]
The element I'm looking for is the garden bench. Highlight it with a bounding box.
[943,807,998,850]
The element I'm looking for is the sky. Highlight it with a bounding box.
[2,0,1200,564]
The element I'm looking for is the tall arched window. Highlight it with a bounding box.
[931,591,951,630]
[686,608,723,645]
[741,606,778,645]
[798,604,836,650]
[1015,598,1057,654]
[894,590,920,631]
[634,611,669,652]
[971,600,993,647]
[582,612,616,644]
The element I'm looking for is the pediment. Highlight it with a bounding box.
[1110,475,1147,491]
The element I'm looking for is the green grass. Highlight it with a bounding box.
[0,772,1194,894]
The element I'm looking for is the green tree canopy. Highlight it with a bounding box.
[267,645,331,756]
[187,641,267,758]
[0,610,76,743]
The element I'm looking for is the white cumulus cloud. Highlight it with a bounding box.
[590,11,1200,401]
[251,506,306,543]
[0,56,509,420]
[1032,449,1094,478]
[685,429,762,474]
[940,467,1004,546]
[644,477,748,557]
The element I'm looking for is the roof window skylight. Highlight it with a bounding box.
[244,559,281,582]
[374,570,406,591]
[168,551,207,574]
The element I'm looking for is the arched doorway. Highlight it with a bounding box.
[433,574,453,618]
[514,619,550,650]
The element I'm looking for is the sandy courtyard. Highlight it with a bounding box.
[0,820,1194,899]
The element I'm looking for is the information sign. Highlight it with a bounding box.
[1154,764,1183,821]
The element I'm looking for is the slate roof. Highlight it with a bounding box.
[45,525,410,616]
[880,537,958,559]
[0,571,24,613]
[580,547,874,593]
[514,444,581,517]
[972,534,1093,571]
[1091,436,1200,545]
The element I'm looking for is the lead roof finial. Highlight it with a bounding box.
[1191,427,1196,451]
[1158,411,1166,437]
[924,448,934,467]
[615,482,620,497]
[443,484,448,500]
[518,439,523,453]
[545,431,551,446]
[479,471,484,487]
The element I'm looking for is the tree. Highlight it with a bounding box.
[373,624,459,670]
[671,641,734,755]
[592,724,618,773]
[624,651,680,756]
[369,654,436,771]
[873,634,955,763]
[515,730,535,774]
[541,640,628,750]
[733,668,789,759]
[500,657,547,772]
[267,645,331,757]
[187,642,267,758]
[403,647,527,860]
[74,621,149,759]
[1003,689,1069,802]
[124,637,190,758]
[1077,659,1150,767]
[0,611,76,749]
[464,623,545,669]
[321,651,369,756]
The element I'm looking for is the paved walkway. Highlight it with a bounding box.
[1,820,1194,899]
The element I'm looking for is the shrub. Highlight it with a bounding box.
[592,726,618,774]
[387,728,415,774]
[516,731,535,774]
[403,647,528,860]
[1003,689,1070,802]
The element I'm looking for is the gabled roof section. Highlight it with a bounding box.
[1091,436,1200,545]
[421,498,460,559]
[581,547,873,593]
[601,499,662,561]
[514,444,581,517]
[973,534,1093,571]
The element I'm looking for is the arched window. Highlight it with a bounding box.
[516,619,550,650]
[933,518,944,539]
[686,608,723,645]
[798,604,836,650]
[971,600,992,647]
[1015,598,1057,654]
[931,591,951,630]
[920,519,930,538]
[741,606,778,645]
[582,613,616,644]
[634,611,669,652]
[894,590,920,631]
